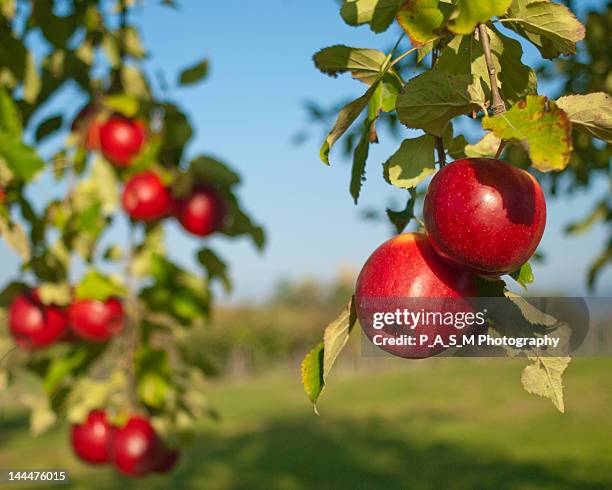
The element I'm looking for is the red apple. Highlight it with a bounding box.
[122,171,172,221]
[8,290,69,350]
[72,104,102,150]
[68,298,124,342]
[71,410,114,464]
[0,186,5,203]
[355,233,476,358]
[175,186,225,237]
[424,158,546,276]
[111,416,161,478]
[99,116,146,167]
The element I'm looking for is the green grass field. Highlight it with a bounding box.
[1,358,611,489]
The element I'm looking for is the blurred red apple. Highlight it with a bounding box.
[71,410,114,464]
[8,290,68,350]
[99,116,145,167]
[175,186,225,237]
[69,298,124,342]
[122,171,172,221]
[355,233,476,358]
[111,416,161,478]
[424,158,546,276]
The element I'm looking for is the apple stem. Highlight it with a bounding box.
[477,24,506,115]
[431,45,447,167]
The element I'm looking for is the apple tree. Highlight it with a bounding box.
[0,0,264,477]
[301,0,611,414]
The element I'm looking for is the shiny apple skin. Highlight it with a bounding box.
[122,171,173,221]
[8,290,69,350]
[71,410,114,464]
[68,298,124,342]
[175,187,225,237]
[355,233,476,359]
[424,158,546,276]
[111,416,161,478]
[99,117,146,167]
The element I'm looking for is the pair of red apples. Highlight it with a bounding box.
[71,411,178,477]
[75,107,226,237]
[355,158,547,358]
[8,290,123,350]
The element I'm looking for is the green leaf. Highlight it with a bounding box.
[483,95,572,172]
[556,93,612,143]
[23,52,41,104]
[320,81,381,164]
[104,94,140,118]
[386,192,416,233]
[35,114,63,142]
[301,298,357,411]
[502,0,585,58]
[0,87,22,137]
[464,132,502,158]
[0,134,45,181]
[510,262,534,289]
[179,59,209,86]
[197,248,232,293]
[350,119,373,204]
[313,45,388,85]
[75,271,127,301]
[301,343,324,409]
[189,156,241,187]
[131,225,165,277]
[0,213,30,260]
[522,354,570,413]
[340,0,404,33]
[396,71,486,137]
[396,0,448,46]
[43,347,88,394]
[448,0,511,34]
[384,135,436,188]
[123,26,146,58]
[121,65,151,99]
[30,398,57,436]
[437,25,537,105]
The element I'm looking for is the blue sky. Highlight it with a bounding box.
[1,0,610,301]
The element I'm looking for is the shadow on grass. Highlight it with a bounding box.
[2,413,609,490]
[162,417,608,490]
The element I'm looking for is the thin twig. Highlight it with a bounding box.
[431,45,446,167]
[477,24,506,115]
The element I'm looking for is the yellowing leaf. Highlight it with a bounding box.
[464,132,502,158]
[522,354,570,413]
[396,0,447,46]
[556,92,612,143]
[483,95,572,172]
[384,135,436,188]
[448,0,512,35]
